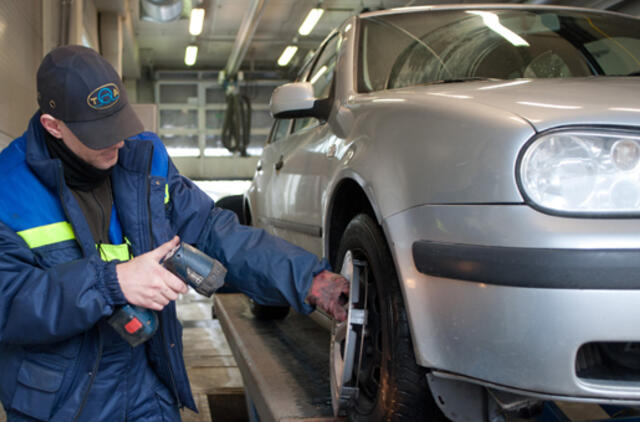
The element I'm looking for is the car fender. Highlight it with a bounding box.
[322,167,384,258]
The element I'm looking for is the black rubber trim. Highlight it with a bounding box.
[413,240,640,289]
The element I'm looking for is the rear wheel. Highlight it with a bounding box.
[333,214,446,421]
[216,194,247,225]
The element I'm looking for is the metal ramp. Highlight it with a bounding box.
[214,293,344,422]
[214,293,640,422]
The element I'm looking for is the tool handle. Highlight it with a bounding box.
[163,242,227,297]
[107,304,158,347]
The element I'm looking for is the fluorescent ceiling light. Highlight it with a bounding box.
[467,11,529,47]
[277,45,298,67]
[298,8,324,36]
[185,45,198,66]
[189,8,205,36]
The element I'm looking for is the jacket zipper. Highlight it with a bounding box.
[146,146,182,408]
[53,162,103,422]
[72,329,103,422]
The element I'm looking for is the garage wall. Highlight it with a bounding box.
[0,0,43,149]
[0,0,102,151]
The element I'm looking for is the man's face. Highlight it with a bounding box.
[58,121,124,170]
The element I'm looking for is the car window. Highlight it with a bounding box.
[358,9,640,92]
[292,34,341,134]
[584,37,640,75]
[292,116,318,133]
[267,118,292,144]
[309,34,340,99]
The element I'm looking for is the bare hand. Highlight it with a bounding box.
[115,236,188,311]
[306,270,350,322]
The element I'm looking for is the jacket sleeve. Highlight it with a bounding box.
[0,223,127,345]
[165,158,329,314]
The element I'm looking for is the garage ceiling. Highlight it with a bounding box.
[131,0,638,77]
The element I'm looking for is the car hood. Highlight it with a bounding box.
[403,77,640,132]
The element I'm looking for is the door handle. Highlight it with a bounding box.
[274,155,284,171]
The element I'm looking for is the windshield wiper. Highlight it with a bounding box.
[430,77,500,84]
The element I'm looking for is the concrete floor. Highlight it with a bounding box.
[177,289,246,422]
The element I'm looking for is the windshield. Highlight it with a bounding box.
[358,8,640,92]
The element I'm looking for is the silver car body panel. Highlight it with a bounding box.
[336,78,640,220]
[246,5,640,404]
[414,78,640,133]
[385,204,640,400]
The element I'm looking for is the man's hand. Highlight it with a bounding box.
[115,236,188,311]
[306,270,350,322]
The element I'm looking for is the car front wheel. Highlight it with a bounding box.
[333,214,446,421]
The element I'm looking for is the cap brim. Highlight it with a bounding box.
[65,102,145,150]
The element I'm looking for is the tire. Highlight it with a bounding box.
[216,194,246,225]
[334,214,447,422]
[249,299,290,320]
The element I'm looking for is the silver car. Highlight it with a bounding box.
[243,4,640,421]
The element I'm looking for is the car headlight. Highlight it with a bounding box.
[518,129,640,215]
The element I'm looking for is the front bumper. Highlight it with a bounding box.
[384,204,640,403]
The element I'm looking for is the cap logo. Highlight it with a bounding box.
[87,83,120,110]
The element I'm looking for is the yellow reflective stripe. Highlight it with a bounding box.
[97,243,131,262]
[164,184,170,204]
[17,222,75,248]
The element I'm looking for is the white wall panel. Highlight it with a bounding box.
[0,0,42,141]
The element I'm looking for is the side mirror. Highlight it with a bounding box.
[270,82,330,120]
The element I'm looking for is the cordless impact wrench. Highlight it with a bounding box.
[107,242,227,347]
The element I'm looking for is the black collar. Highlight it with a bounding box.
[44,132,114,191]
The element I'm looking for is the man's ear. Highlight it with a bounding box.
[40,114,63,139]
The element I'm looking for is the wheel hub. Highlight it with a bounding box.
[331,250,368,417]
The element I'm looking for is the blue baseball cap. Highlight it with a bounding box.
[37,45,144,150]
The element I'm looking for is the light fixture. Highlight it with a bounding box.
[185,45,198,66]
[189,8,205,36]
[277,45,298,67]
[298,8,324,36]
[467,11,529,47]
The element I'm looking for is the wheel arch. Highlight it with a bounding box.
[325,175,383,267]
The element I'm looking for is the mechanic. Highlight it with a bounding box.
[0,45,349,422]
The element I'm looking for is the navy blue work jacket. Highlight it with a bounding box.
[0,113,326,421]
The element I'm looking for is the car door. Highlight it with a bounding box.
[265,34,341,257]
[251,117,292,232]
